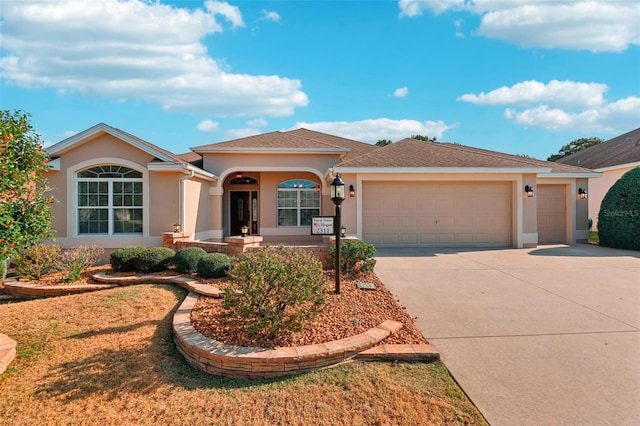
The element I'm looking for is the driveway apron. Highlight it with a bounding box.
[375,245,640,426]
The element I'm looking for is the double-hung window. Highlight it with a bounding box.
[277,179,320,227]
[77,165,143,235]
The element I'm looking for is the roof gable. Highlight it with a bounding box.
[556,128,640,169]
[47,123,182,164]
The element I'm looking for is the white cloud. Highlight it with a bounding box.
[197,119,219,132]
[505,97,640,133]
[0,0,308,117]
[259,10,281,23]
[399,0,640,52]
[458,80,607,109]
[463,79,636,133]
[225,128,262,139]
[392,87,409,98]
[247,118,268,127]
[290,118,458,143]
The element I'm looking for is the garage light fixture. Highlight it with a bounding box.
[524,185,535,198]
[578,188,588,199]
[349,184,356,197]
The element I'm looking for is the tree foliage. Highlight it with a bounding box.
[411,134,437,142]
[0,110,54,262]
[375,139,393,147]
[547,137,603,162]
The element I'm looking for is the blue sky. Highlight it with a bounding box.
[1,0,638,160]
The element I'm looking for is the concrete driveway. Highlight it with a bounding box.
[375,244,640,426]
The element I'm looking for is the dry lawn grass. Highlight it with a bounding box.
[0,285,487,425]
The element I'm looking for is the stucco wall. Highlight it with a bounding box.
[149,172,181,235]
[202,152,340,177]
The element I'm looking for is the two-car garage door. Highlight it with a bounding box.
[363,181,512,247]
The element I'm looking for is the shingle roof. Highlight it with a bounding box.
[337,138,595,174]
[556,128,640,169]
[285,128,380,161]
[191,130,349,152]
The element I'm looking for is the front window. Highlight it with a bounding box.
[277,179,320,227]
[77,165,143,235]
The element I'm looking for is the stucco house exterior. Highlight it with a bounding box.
[45,123,598,251]
[556,127,640,231]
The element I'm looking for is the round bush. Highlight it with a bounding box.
[134,247,175,273]
[174,247,207,274]
[110,247,146,272]
[223,246,326,340]
[197,253,231,278]
[597,167,640,251]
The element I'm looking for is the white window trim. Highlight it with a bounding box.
[276,181,321,228]
[67,158,149,238]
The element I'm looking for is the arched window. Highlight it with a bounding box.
[277,179,320,227]
[77,165,143,235]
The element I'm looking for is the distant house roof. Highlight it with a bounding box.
[335,138,595,176]
[556,128,640,169]
[191,128,378,161]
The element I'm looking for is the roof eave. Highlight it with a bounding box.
[147,162,218,181]
[537,172,603,178]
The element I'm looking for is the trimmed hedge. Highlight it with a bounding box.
[110,247,146,272]
[597,167,640,251]
[134,247,176,273]
[174,247,207,274]
[197,253,231,278]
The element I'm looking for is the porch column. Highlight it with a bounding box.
[209,186,224,240]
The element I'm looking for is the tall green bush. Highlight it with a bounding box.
[223,246,326,340]
[597,167,640,251]
[174,247,207,274]
[328,239,377,275]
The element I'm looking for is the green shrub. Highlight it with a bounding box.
[0,257,7,283]
[197,253,231,278]
[110,247,146,272]
[13,244,61,280]
[174,247,207,274]
[328,239,376,275]
[598,167,640,251]
[134,247,175,273]
[57,245,104,283]
[223,246,326,340]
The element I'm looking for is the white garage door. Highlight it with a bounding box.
[363,181,512,247]
[537,185,567,244]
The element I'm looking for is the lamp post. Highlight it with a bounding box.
[331,173,345,294]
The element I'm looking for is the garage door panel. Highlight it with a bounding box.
[364,181,512,247]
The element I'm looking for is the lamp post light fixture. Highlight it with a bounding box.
[524,185,535,198]
[241,224,249,237]
[578,188,588,199]
[173,223,181,233]
[331,173,345,294]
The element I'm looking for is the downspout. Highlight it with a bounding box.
[179,170,195,233]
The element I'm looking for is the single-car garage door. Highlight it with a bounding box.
[537,185,567,244]
[363,181,512,247]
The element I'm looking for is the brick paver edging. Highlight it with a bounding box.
[173,292,404,379]
[2,273,222,299]
[0,334,17,375]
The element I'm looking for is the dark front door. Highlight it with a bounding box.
[230,191,259,236]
